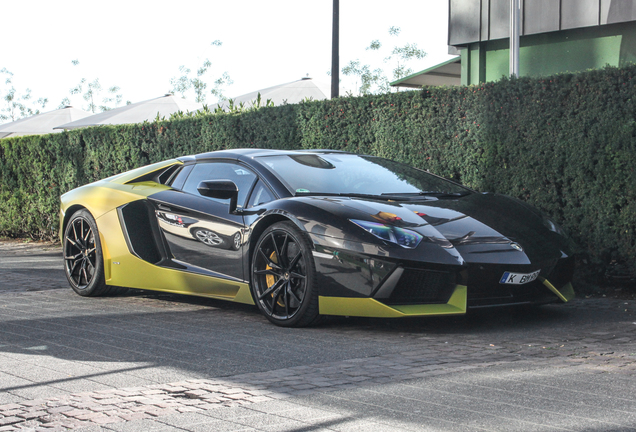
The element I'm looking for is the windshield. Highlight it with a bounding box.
[257,153,470,196]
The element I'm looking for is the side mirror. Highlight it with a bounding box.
[197,180,239,213]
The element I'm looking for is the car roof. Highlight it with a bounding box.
[177,148,351,163]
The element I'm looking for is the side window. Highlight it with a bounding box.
[169,164,193,190]
[182,162,257,208]
[247,180,276,208]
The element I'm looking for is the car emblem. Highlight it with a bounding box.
[510,242,523,252]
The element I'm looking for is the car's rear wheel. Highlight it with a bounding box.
[63,209,118,296]
[251,221,319,327]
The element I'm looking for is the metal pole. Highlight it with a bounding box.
[510,0,520,77]
[331,0,339,98]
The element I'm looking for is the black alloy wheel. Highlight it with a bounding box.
[63,209,111,296]
[251,222,319,327]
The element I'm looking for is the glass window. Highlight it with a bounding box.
[170,164,193,190]
[257,154,469,196]
[182,162,257,207]
[247,180,276,208]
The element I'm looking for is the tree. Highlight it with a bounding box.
[169,40,233,104]
[0,68,48,123]
[60,60,128,113]
[341,27,426,95]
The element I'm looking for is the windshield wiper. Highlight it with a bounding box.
[294,191,471,200]
[381,191,471,198]
[295,192,402,201]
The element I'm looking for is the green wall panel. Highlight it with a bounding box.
[461,22,636,85]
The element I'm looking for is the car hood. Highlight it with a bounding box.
[295,193,569,266]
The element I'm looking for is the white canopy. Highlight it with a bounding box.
[390,57,461,88]
[55,94,202,130]
[0,106,91,138]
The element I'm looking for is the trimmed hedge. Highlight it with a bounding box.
[1,65,635,281]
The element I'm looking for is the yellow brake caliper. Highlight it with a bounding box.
[266,252,286,307]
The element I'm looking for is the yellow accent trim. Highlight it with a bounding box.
[60,161,179,223]
[109,159,182,184]
[99,231,112,281]
[61,183,172,223]
[233,286,256,305]
[108,251,253,304]
[90,208,254,305]
[542,279,575,302]
[319,285,467,318]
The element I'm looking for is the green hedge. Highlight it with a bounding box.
[1,65,635,281]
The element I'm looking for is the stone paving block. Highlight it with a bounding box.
[140,390,164,396]
[45,405,75,415]
[0,410,23,417]
[218,388,247,395]
[176,406,202,413]
[0,417,20,426]
[91,414,121,425]
[145,407,179,417]
[71,424,103,432]
[117,412,151,422]
[17,409,47,420]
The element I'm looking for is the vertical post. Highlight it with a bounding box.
[510,0,520,77]
[331,0,339,98]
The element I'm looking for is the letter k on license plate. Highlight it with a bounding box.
[499,269,541,285]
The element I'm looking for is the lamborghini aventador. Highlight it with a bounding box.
[60,149,575,327]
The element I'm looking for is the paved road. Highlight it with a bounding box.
[0,240,635,431]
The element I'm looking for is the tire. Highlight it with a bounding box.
[63,209,119,296]
[251,221,320,327]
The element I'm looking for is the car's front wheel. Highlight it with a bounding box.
[63,209,118,296]
[251,221,319,327]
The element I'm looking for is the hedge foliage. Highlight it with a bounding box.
[1,65,635,279]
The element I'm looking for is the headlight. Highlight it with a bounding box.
[350,219,423,249]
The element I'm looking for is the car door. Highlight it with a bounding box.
[149,161,257,282]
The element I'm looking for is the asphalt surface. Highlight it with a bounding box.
[0,239,635,431]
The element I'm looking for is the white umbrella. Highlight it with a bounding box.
[223,77,332,108]
[0,106,91,138]
[54,94,202,130]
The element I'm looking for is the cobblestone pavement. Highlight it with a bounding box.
[1,241,635,431]
[0,240,66,293]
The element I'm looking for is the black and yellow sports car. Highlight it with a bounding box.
[60,149,575,327]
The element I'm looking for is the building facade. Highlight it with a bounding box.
[392,0,636,88]
[453,0,636,85]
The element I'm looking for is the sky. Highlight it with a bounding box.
[1,0,454,119]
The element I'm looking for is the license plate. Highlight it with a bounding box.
[499,269,540,285]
